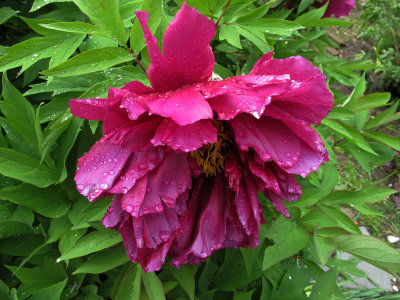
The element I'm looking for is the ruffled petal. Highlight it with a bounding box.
[69,98,107,121]
[75,139,131,201]
[110,147,165,194]
[121,152,191,217]
[230,114,327,177]
[151,118,217,152]
[203,74,289,120]
[250,55,333,125]
[136,3,215,92]
[122,81,153,94]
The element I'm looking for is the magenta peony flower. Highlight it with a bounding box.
[315,0,356,18]
[69,2,332,272]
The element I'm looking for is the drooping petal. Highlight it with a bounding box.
[230,114,327,176]
[75,139,131,201]
[203,74,289,120]
[136,3,215,92]
[102,195,125,229]
[110,147,165,194]
[151,118,217,152]
[69,98,107,121]
[120,152,191,217]
[250,55,333,124]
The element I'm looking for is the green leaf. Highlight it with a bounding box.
[170,265,195,300]
[114,264,141,300]
[220,25,242,49]
[73,247,130,274]
[310,269,337,300]
[42,47,133,77]
[238,26,271,53]
[363,131,400,151]
[260,19,304,35]
[263,216,309,270]
[1,74,40,154]
[298,0,313,14]
[321,119,353,140]
[58,229,122,260]
[72,0,126,44]
[0,184,71,218]
[335,235,400,274]
[313,18,352,26]
[346,93,391,111]
[294,2,327,27]
[0,34,83,73]
[319,204,361,234]
[233,289,256,300]
[30,0,72,12]
[130,0,162,54]
[322,186,396,204]
[47,216,72,243]
[236,2,272,23]
[0,7,18,25]
[30,279,67,300]
[343,73,366,106]
[314,228,336,265]
[40,22,114,39]
[142,271,166,300]
[0,148,58,187]
[364,102,400,129]
[337,122,376,154]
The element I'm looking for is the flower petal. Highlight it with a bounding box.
[75,139,131,201]
[250,55,333,124]
[230,114,327,176]
[102,195,125,228]
[69,98,107,121]
[136,3,215,92]
[121,152,191,217]
[203,74,289,120]
[110,147,165,194]
[151,118,217,152]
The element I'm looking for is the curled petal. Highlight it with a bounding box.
[102,195,125,228]
[230,114,327,177]
[203,74,289,120]
[250,55,333,124]
[151,118,217,152]
[75,139,131,201]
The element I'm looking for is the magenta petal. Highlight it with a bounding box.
[203,74,289,120]
[122,81,153,94]
[69,98,107,121]
[230,114,327,176]
[162,2,215,87]
[136,3,215,92]
[75,139,131,201]
[110,147,164,194]
[250,55,333,125]
[317,0,355,18]
[151,118,217,152]
[102,195,125,228]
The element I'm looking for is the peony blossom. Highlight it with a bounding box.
[69,2,332,272]
[315,0,356,18]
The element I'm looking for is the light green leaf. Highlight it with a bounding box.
[0,148,58,187]
[30,279,67,300]
[314,229,336,265]
[363,131,400,151]
[298,0,313,14]
[260,19,304,35]
[114,264,141,300]
[294,2,327,27]
[73,247,130,274]
[0,184,71,218]
[73,0,126,44]
[335,235,400,274]
[310,269,337,300]
[42,47,133,77]
[263,216,309,270]
[40,21,113,39]
[47,216,72,244]
[30,0,72,12]
[322,186,396,204]
[347,93,391,111]
[220,25,242,48]
[364,102,400,129]
[59,229,122,260]
[238,26,271,53]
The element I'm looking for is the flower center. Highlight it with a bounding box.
[189,120,231,177]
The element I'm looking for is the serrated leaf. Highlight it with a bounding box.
[42,47,133,77]
[58,229,122,260]
[335,235,400,274]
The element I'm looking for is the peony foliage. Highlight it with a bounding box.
[0,0,399,299]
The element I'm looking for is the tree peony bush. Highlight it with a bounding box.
[0,0,399,299]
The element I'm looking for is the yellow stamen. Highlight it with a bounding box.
[189,120,231,177]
